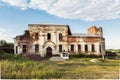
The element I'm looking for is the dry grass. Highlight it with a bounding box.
[54,58,119,79]
[1,53,120,79]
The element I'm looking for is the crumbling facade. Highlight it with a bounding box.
[14,24,105,57]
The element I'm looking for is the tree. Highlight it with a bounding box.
[0,40,14,53]
[24,30,30,36]
[0,40,6,45]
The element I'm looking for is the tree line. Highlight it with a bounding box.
[0,40,14,53]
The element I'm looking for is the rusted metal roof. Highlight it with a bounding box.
[70,33,101,37]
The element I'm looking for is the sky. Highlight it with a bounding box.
[0,0,120,49]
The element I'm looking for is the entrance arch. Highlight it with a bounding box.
[46,47,52,56]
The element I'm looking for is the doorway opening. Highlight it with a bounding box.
[46,47,52,56]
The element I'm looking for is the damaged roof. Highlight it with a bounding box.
[70,33,101,37]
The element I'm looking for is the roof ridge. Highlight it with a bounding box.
[28,24,69,26]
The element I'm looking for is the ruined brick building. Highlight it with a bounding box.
[14,24,105,57]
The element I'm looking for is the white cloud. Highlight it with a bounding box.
[0,28,15,42]
[0,0,28,10]
[0,0,120,21]
[29,0,56,11]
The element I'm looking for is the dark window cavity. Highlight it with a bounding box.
[35,44,39,53]
[71,45,74,52]
[47,33,51,40]
[35,33,39,39]
[22,45,27,53]
[59,45,62,52]
[78,45,81,52]
[99,45,101,53]
[85,45,88,52]
[59,33,63,40]
[92,44,95,52]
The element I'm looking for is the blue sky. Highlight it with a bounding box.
[0,0,120,49]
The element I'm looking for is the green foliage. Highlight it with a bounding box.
[0,52,28,61]
[24,30,30,36]
[1,52,119,79]
[0,40,14,53]
[70,53,101,58]
[105,51,120,60]
[0,40,14,47]
[106,49,120,53]
[1,60,59,79]
[1,53,60,79]
[0,40,7,44]
[55,58,119,79]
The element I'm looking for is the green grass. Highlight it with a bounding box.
[0,52,120,79]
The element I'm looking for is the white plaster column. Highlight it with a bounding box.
[39,44,41,54]
[32,44,35,53]
[14,45,16,54]
[95,43,100,54]
[88,44,91,53]
[81,43,85,52]
[56,45,59,54]
[75,44,77,54]
[18,46,21,54]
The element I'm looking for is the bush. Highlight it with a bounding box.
[70,54,85,58]
[105,52,117,59]
[70,53,101,58]
[0,51,29,61]
[86,54,101,58]
[0,40,14,53]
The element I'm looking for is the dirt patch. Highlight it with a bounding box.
[89,59,101,62]
[49,57,65,61]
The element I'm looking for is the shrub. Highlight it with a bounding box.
[70,53,101,58]
[70,53,85,58]
[0,51,29,61]
[105,52,117,59]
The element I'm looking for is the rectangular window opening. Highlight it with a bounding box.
[59,45,62,52]
[22,45,27,53]
[47,33,51,40]
[35,44,39,53]
[85,45,88,52]
[35,33,39,39]
[71,45,74,52]
[78,45,81,52]
[99,45,101,53]
[92,44,95,52]
[59,33,63,41]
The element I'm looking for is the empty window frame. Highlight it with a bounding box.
[59,33,63,40]
[85,45,88,52]
[35,44,39,53]
[47,33,51,40]
[22,45,27,53]
[71,44,74,52]
[35,33,39,39]
[91,44,95,52]
[78,45,81,52]
[59,45,62,52]
[99,45,101,53]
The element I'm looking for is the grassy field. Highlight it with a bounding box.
[0,53,120,79]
